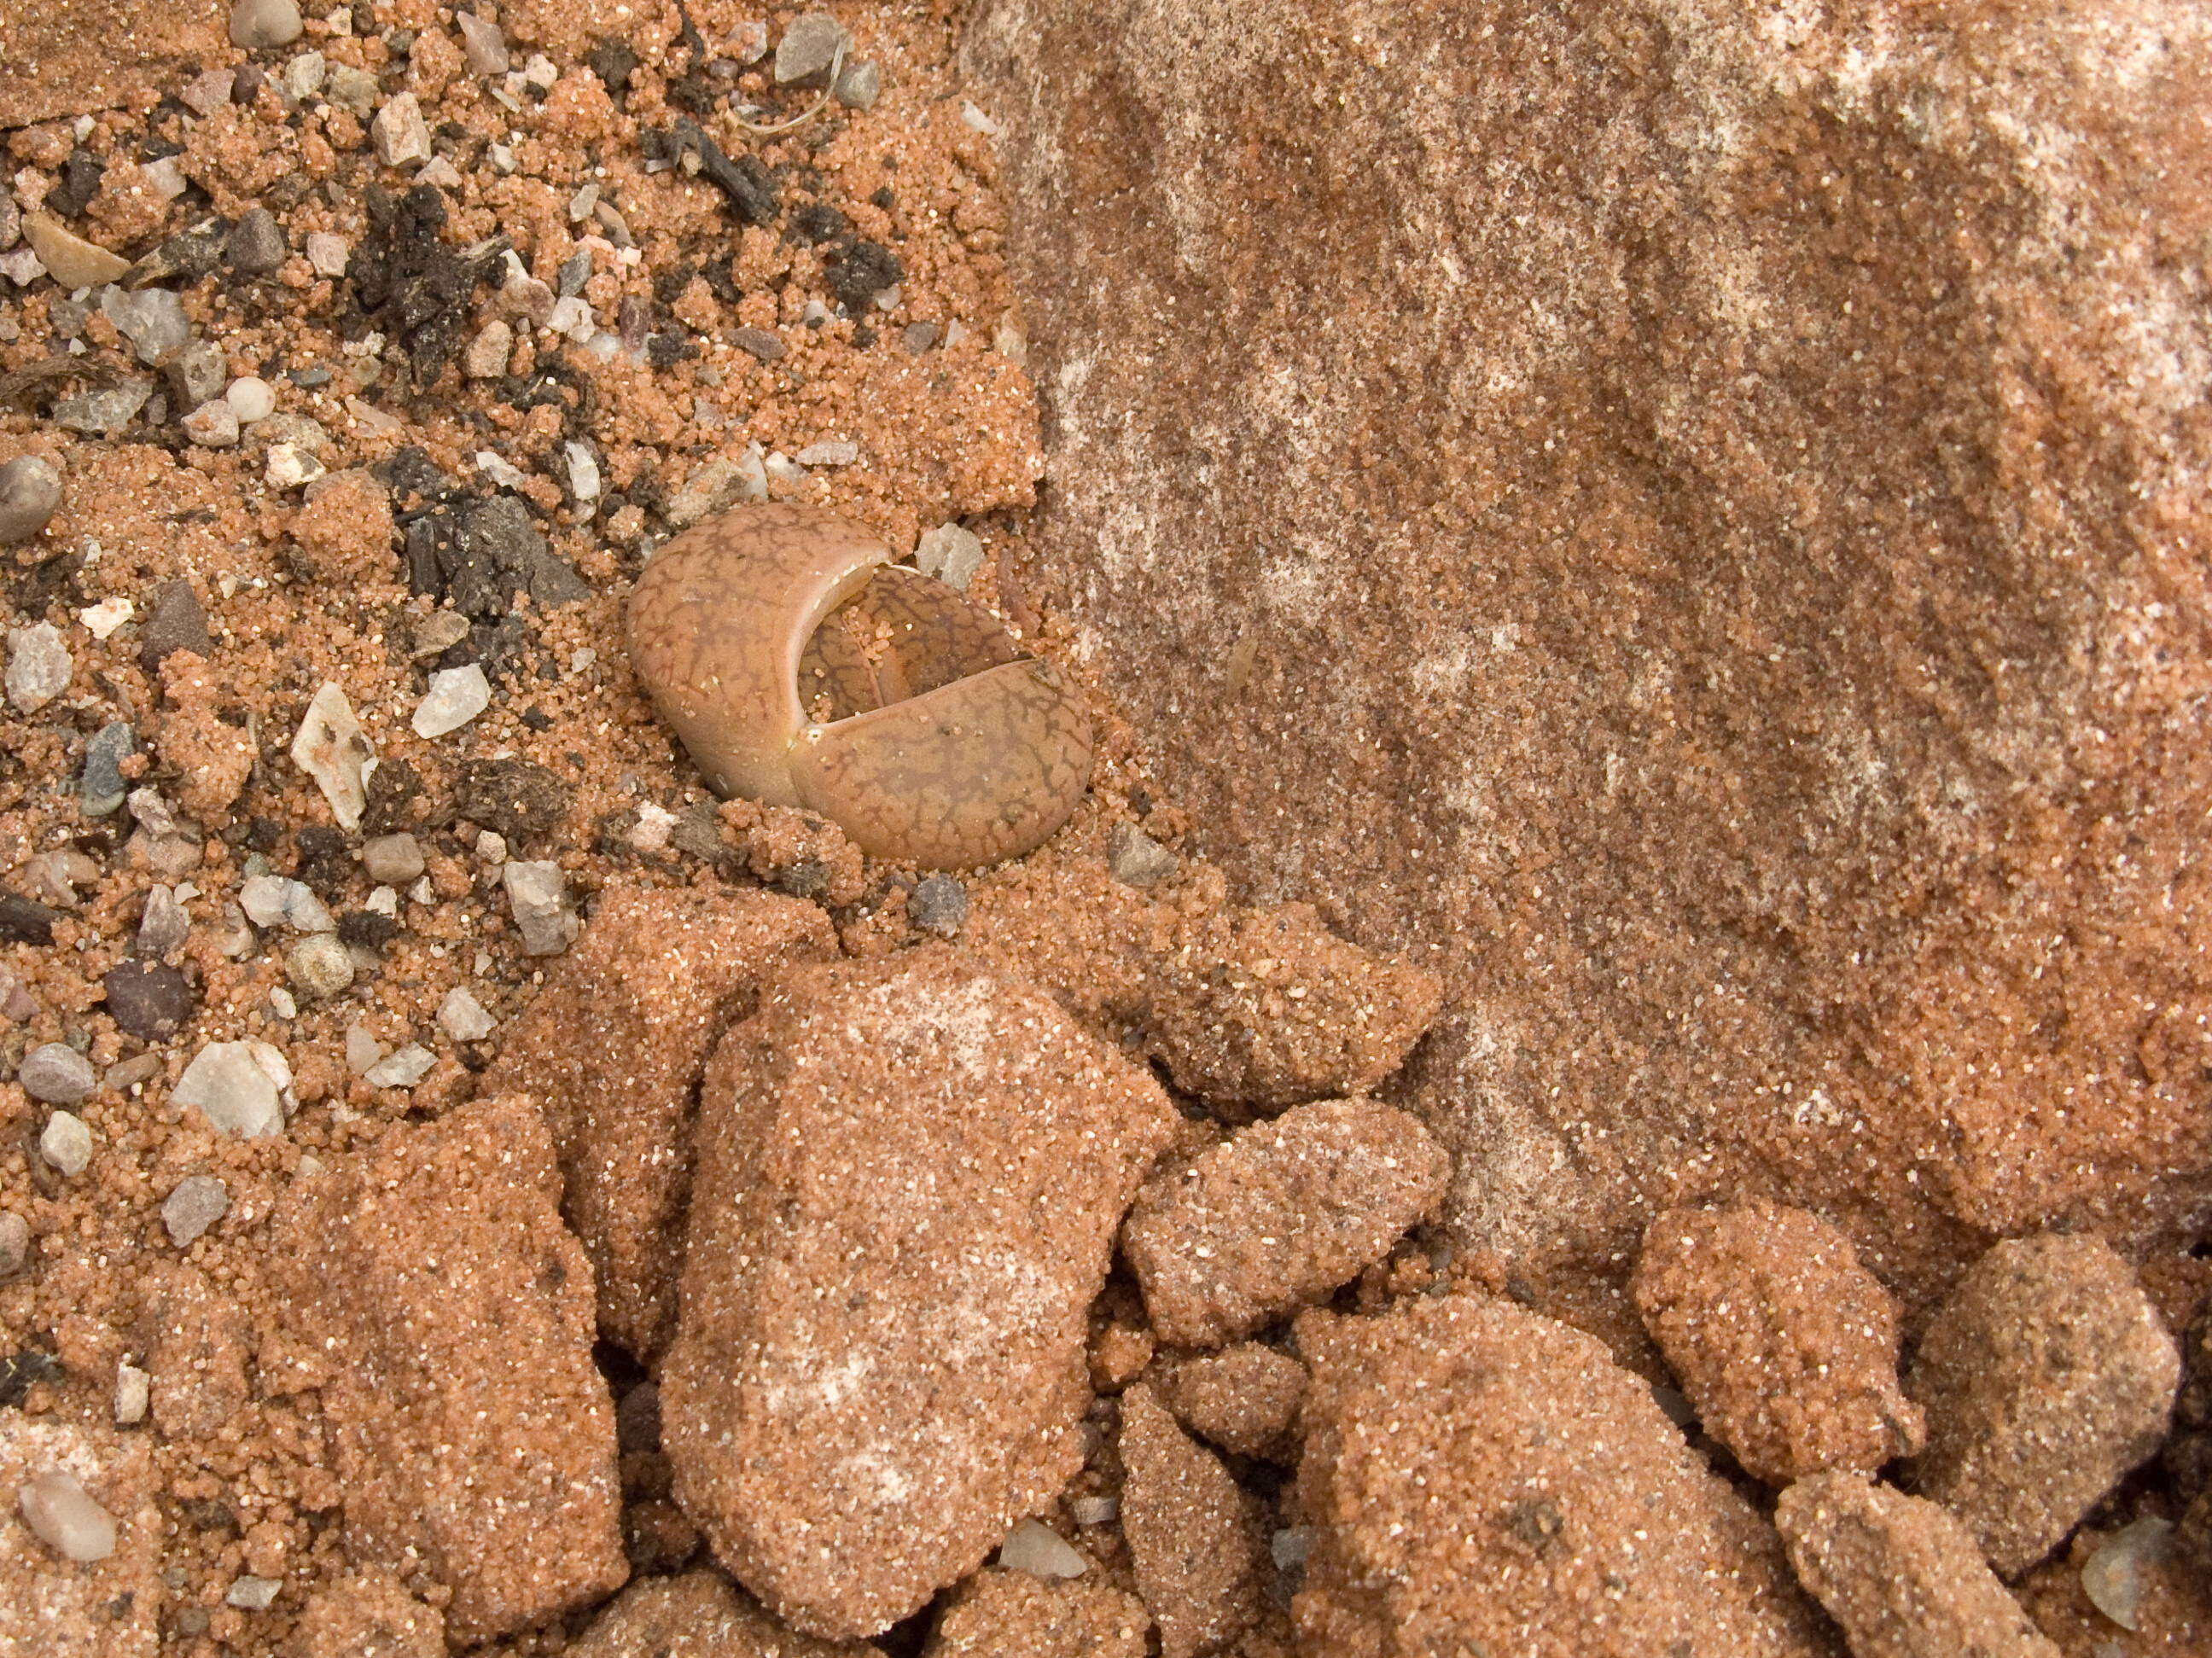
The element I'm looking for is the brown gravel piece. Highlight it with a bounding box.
[282,1571,445,1658]
[262,1096,628,1644]
[1118,1382,1269,1658]
[1632,1202,1924,1484]
[924,1568,1152,1657]
[1154,1342,1308,1461]
[477,885,834,1356]
[0,1414,161,1657]
[662,949,1179,1638]
[1774,1472,2060,1658]
[1293,1295,1837,1657]
[1121,1098,1448,1347]
[568,1568,882,1658]
[1144,904,1441,1119]
[1905,1232,2180,1578]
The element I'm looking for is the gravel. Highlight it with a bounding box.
[372,92,434,167]
[285,934,357,1000]
[226,208,288,276]
[503,860,578,955]
[0,455,63,544]
[103,960,195,1039]
[226,375,276,423]
[456,11,510,76]
[1109,822,1179,889]
[16,1044,96,1105]
[79,721,137,817]
[53,381,152,436]
[413,664,492,736]
[20,213,130,288]
[39,1113,92,1176]
[167,340,227,410]
[907,873,969,936]
[172,1041,288,1138]
[363,1043,435,1089]
[998,1519,1089,1579]
[775,12,850,84]
[183,400,242,448]
[99,286,189,365]
[228,0,303,49]
[0,1212,27,1279]
[291,683,374,830]
[16,1469,116,1562]
[6,623,73,713]
[161,1175,231,1247]
[915,522,984,591]
[835,58,882,110]
[361,833,426,884]
[438,986,497,1041]
[114,1363,149,1425]
[138,579,212,672]
[240,875,337,933]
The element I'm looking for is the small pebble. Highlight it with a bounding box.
[413,664,492,737]
[79,721,137,817]
[2082,1515,2174,1631]
[226,208,287,276]
[795,439,859,467]
[775,11,850,84]
[280,49,327,103]
[1109,821,1180,889]
[998,1519,1087,1579]
[20,213,130,289]
[105,1054,163,1093]
[0,1211,28,1278]
[463,318,512,378]
[304,232,349,277]
[17,1043,96,1105]
[292,683,373,829]
[363,1044,435,1089]
[172,1040,288,1138]
[226,375,276,423]
[114,1363,149,1425]
[907,874,969,937]
[731,327,786,363]
[135,886,190,957]
[167,340,227,409]
[563,441,601,502]
[286,934,356,1000]
[265,440,324,490]
[438,986,496,1041]
[228,0,304,49]
[104,960,195,1039]
[723,20,770,62]
[39,1113,92,1176]
[456,10,510,75]
[503,860,578,956]
[902,320,940,354]
[0,190,17,251]
[17,1469,116,1562]
[79,596,133,640]
[371,92,434,167]
[240,875,336,933]
[161,1174,231,1247]
[476,830,508,865]
[361,833,425,885]
[183,399,242,448]
[98,286,189,365]
[0,455,63,544]
[328,65,379,117]
[226,1577,282,1611]
[6,622,72,712]
[53,381,152,436]
[834,58,882,110]
[345,1025,387,1075]
[915,522,984,591]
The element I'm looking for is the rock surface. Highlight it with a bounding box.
[1632,1202,1924,1484]
[963,0,2212,1331]
[479,886,834,1355]
[925,1569,1150,1657]
[1121,1097,1447,1347]
[1117,1382,1268,1658]
[661,949,1179,1638]
[568,1569,882,1657]
[1775,1473,2060,1658]
[1292,1294,1837,1656]
[0,1415,160,1657]
[263,1096,627,1643]
[1905,1232,2180,1578]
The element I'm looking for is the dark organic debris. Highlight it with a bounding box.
[403,492,590,620]
[655,119,779,227]
[345,185,509,386]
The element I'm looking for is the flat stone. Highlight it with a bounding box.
[502,860,578,956]
[305,231,350,277]
[731,326,785,363]
[1906,1232,2181,1576]
[182,399,240,448]
[479,887,832,1356]
[455,11,509,76]
[280,49,326,103]
[0,455,61,544]
[412,663,491,737]
[327,64,379,118]
[38,1112,91,1176]
[1294,1295,1834,1655]
[793,439,858,467]
[371,92,433,168]
[6,622,71,712]
[17,1043,95,1105]
[0,1417,160,1649]
[103,960,195,1040]
[774,12,849,84]
[264,1097,626,1643]
[834,58,881,111]
[53,381,152,436]
[0,1211,27,1279]
[661,951,1178,1638]
[291,683,374,830]
[1122,1098,1448,1347]
[98,286,189,365]
[228,0,303,49]
[1105,822,1176,890]
[362,1044,434,1090]
[1775,1473,2060,1658]
[20,213,129,289]
[240,874,336,933]
[171,1040,289,1138]
[166,340,226,410]
[160,1175,230,1247]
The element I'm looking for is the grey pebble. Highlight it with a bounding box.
[79,721,137,817]
[17,1043,96,1105]
[0,1211,28,1279]
[229,0,304,49]
[902,320,939,354]
[834,58,882,110]
[908,873,969,937]
[161,1175,230,1247]
[225,208,287,276]
[775,11,849,84]
[361,833,425,885]
[0,455,61,545]
[6,622,73,713]
[503,860,577,956]
[327,65,379,119]
[1108,821,1179,889]
[557,249,591,299]
[225,1576,282,1611]
[53,381,152,436]
[456,10,510,76]
[99,286,189,366]
[136,886,190,958]
[0,189,19,253]
[39,1113,92,1177]
[167,339,228,410]
[731,327,785,363]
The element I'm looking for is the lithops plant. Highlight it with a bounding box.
[626,503,1092,870]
